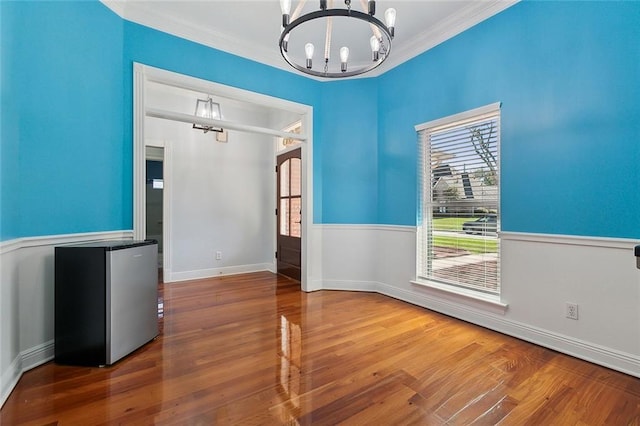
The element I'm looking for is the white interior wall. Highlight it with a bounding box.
[0,246,20,405]
[145,85,276,282]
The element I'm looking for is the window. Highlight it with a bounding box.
[279,154,301,238]
[416,103,501,294]
[277,120,302,152]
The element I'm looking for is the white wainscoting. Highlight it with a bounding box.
[0,231,133,407]
[315,225,640,378]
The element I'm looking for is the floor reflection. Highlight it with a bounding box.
[275,279,304,424]
[278,314,302,419]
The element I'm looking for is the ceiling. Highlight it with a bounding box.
[103,0,517,79]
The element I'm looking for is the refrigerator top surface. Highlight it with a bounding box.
[56,240,157,251]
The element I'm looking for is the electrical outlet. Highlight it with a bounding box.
[216,251,222,260]
[566,302,579,320]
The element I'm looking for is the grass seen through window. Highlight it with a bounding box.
[432,217,498,254]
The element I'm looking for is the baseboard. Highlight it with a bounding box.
[168,262,276,282]
[376,281,640,378]
[0,356,22,409]
[305,279,325,292]
[319,279,380,293]
[1,341,54,408]
[21,340,55,372]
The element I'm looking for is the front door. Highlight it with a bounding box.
[277,148,302,280]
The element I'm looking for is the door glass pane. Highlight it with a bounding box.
[290,158,301,196]
[291,197,301,238]
[280,160,290,197]
[280,199,290,236]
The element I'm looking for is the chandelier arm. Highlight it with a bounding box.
[324,16,333,61]
[279,9,392,78]
[356,0,381,39]
[291,0,307,21]
[370,23,382,40]
[324,0,334,61]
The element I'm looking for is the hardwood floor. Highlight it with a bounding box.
[2,272,640,425]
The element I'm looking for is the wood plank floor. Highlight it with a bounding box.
[2,272,640,425]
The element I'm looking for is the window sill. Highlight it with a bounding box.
[410,279,508,315]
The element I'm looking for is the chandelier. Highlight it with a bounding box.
[279,0,396,78]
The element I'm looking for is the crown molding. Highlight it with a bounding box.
[101,0,519,81]
[101,0,289,73]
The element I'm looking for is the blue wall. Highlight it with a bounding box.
[317,79,378,223]
[2,1,639,241]
[1,0,20,240]
[378,1,640,238]
[1,1,124,239]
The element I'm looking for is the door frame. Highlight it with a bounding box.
[132,63,316,291]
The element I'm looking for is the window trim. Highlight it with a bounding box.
[415,102,502,133]
[415,102,502,296]
[410,278,508,314]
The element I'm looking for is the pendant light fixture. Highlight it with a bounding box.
[192,96,223,133]
[279,0,396,78]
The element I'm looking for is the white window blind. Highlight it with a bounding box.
[417,105,500,294]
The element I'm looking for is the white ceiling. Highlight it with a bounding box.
[103,0,517,79]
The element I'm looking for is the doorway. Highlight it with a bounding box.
[145,146,164,269]
[133,64,316,290]
[277,148,302,280]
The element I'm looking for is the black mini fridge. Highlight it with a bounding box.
[54,240,159,366]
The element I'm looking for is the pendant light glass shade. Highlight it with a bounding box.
[193,97,222,133]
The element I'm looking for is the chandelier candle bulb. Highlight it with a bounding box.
[384,8,396,37]
[340,46,349,72]
[370,35,380,61]
[280,0,291,26]
[368,0,375,15]
[305,43,315,69]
